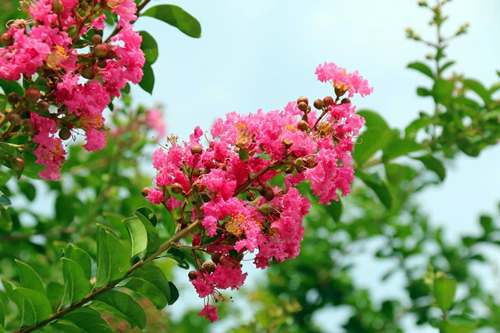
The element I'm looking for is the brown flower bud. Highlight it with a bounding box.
[341,98,351,105]
[91,34,102,45]
[188,270,199,280]
[323,96,334,107]
[246,190,256,201]
[307,105,311,113]
[297,96,308,105]
[190,145,203,155]
[211,252,222,264]
[25,88,41,104]
[81,66,95,80]
[297,120,309,131]
[264,189,275,201]
[8,113,21,126]
[257,186,266,196]
[97,59,107,68]
[7,92,19,105]
[313,99,323,110]
[11,157,24,171]
[171,183,183,194]
[1,33,14,47]
[58,128,71,140]
[272,257,283,265]
[38,100,50,112]
[298,102,308,112]
[93,44,108,58]
[202,261,216,273]
[141,187,150,197]
[51,0,64,14]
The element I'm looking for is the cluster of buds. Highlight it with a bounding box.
[144,62,373,322]
[0,0,145,180]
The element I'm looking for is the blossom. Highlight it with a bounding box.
[146,188,164,205]
[145,109,167,137]
[197,305,218,323]
[315,62,373,97]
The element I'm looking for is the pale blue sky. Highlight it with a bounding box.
[131,1,500,332]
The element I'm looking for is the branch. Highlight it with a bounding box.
[17,219,202,333]
[0,227,75,242]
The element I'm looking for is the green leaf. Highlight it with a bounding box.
[168,282,179,305]
[55,194,76,224]
[141,5,202,38]
[65,244,92,281]
[0,79,23,95]
[133,212,160,257]
[123,217,148,258]
[0,299,5,328]
[46,281,64,311]
[440,316,477,333]
[385,163,417,185]
[407,62,434,79]
[357,110,390,130]
[353,128,393,165]
[61,307,112,333]
[14,288,52,326]
[463,79,492,105]
[2,279,23,311]
[383,139,424,161]
[62,258,92,305]
[122,277,168,309]
[324,198,342,222]
[417,87,431,97]
[16,260,46,296]
[32,76,49,92]
[0,191,11,208]
[138,61,154,94]
[0,95,6,111]
[163,248,190,269]
[129,264,171,304]
[94,290,146,329]
[135,207,157,226]
[139,31,158,64]
[413,155,446,181]
[439,61,455,74]
[95,228,131,288]
[18,181,36,201]
[434,276,457,313]
[479,215,494,235]
[432,79,454,105]
[356,169,393,210]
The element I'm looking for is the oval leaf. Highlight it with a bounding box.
[141,5,202,38]
[123,217,148,258]
[15,260,45,296]
[95,228,131,288]
[93,290,146,329]
[62,258,92,306]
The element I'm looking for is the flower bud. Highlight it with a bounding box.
[1,33,14,47]
[51,0,64,14]
[257,186,266,196]
[81,66,95,80]
[202,261,216,273]
[272,257,283,265]
[297,96,308,105]
[141,187,150,197]
[298,102,308,112]
[313,99,323,110]
[190,145,203,155]
[257,203,273,216]
[188,270,199,280]
[25,88,41,104]
[91,34,102,45]
[38,100,50,112]
[294,158,306,172]
[59,128,71,140]
[246,190,256,201]
[171,183,183,194]
[307,105,311,113]
[8,113,21,126]
[93,44,108,58]
[264,189,275,201]
[282,139,293,149]
[323,96,334,107]
[97,59,107,68]
[211,252,222,264]
[297,120,309,131]
[11,157,24,171]
[193,168,202,177]
[341,98,351,105]
[22,118,33,128]
[66,25,78,39]
[7,92,19,105]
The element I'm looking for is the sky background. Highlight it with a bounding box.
[128,1,500,332]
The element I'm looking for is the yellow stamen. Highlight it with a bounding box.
[56,45,68,60]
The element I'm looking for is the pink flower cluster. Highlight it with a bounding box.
[315,62,373,97]
[0,0,145,180]
[145,63,372,322]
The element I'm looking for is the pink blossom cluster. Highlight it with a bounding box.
[145,63,372,322]
[315,62,373,97]
[0,0,145,180]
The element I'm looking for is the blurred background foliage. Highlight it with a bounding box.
[0,0,499,332]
